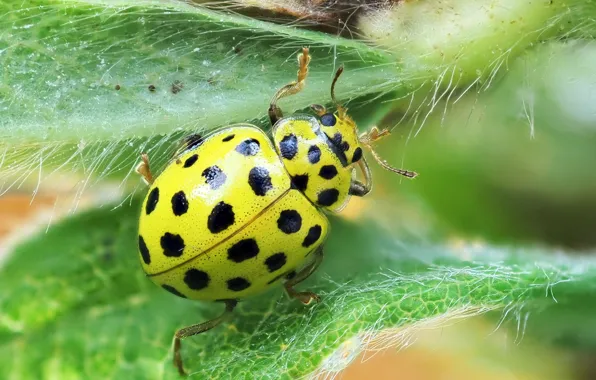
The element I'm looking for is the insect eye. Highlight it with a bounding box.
[320,113,336,127]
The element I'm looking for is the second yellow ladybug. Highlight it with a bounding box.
[135,47,417,375]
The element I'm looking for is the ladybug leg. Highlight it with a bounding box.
[268,47,311,125]
[284,246,323,305]
[172,300,237,376]
[358,127,418,179]
[349,158,373,197]
[135,153,154,185]
[349,180,369,197]
[310,104,327,116]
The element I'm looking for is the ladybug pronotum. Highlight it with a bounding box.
[135,47,417,376]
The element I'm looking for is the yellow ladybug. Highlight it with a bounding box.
[135,47,417,376]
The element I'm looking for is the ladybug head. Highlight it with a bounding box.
[311,66,418,178]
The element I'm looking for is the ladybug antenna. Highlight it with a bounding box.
[331,65,346,118]
[359,127,418,179]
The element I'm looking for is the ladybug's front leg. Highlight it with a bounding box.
[284,246,324,305]
[135,153,154,185]
[172,300,238,376]
[268,47,311,126]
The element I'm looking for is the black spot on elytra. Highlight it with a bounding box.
[319,165,338,180]
[184,269,210,290]
[277,210,302,234]
[321,113,336,126]
[171,191,189,216]
[202,166,227,190]
[160,233,185,257]
[138,235,151,264]
[302,225,322,247]
[145,187,159,215]
[286,270,297,280]
[184,154,198,168]
[265,252,287,272]
[222,134,235,142]
[183,134,204,150]
[162,284,186,298]
[227,239,260,263]
[236,138,260,156]
[227,277,251,291]
[248,167,273,196]
[291,174,309,192]
[279,134,298,160]
[308,145,321,164]
[207,201,235,233]
[317,189,339,207]
[352,147,363,163]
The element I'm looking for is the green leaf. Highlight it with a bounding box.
[1,200,595,379]
[1,0,394,145]
[0,0,396,196]
[3,0,595,198]
[3,0,592,143]
[357,0,596,83]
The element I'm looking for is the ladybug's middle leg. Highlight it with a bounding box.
[348,153,416,196]
[284,246,323,305]
[358,127,418,179]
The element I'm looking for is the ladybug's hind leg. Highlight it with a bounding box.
[284,246,324,305]
[173,300,237,376]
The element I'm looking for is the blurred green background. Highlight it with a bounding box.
[363,41,596,250]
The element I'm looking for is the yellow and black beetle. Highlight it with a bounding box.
[135,47,417,375]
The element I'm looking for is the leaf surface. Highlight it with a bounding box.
[1,0,395,144]
[1,201,595,379]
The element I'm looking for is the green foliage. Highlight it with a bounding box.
[0,0,393,191]
[2,0,595,192]
[1,202,595,378]
[380,40,596,248]
[0,0,393,144]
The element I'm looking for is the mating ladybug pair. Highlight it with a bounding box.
[135,47,417,375]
